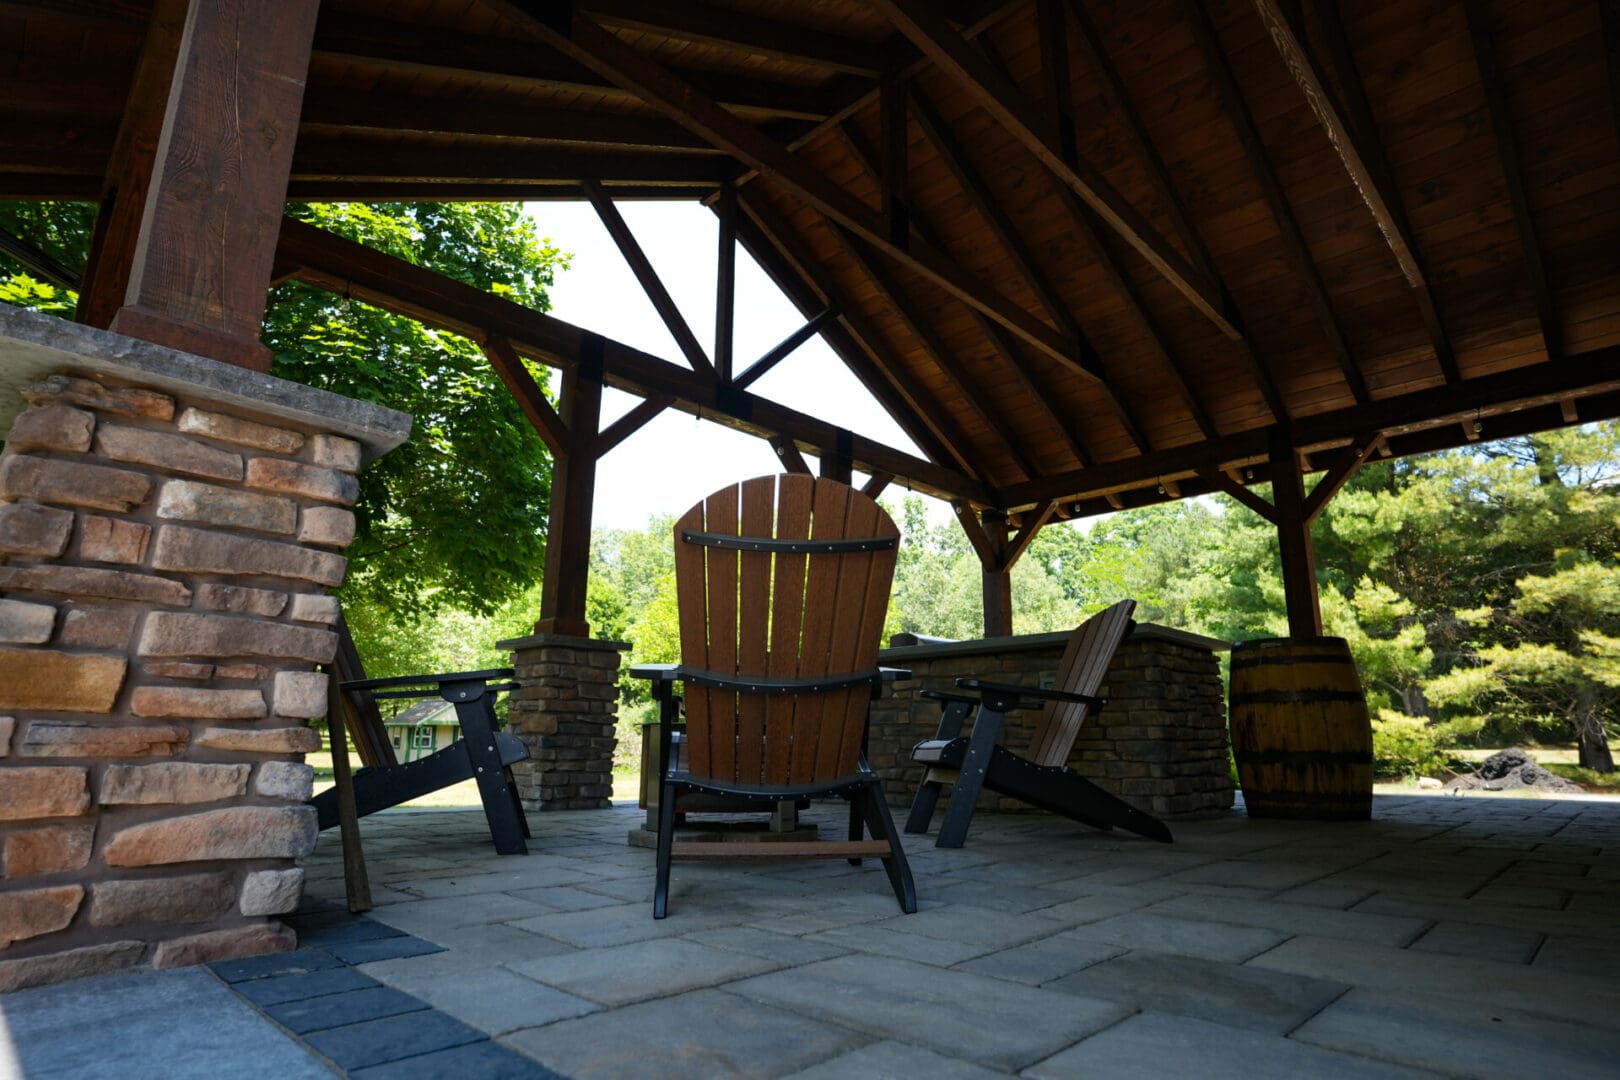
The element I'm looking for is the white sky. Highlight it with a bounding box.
[529,200,941,530]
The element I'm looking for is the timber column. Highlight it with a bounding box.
[0,307,409,990]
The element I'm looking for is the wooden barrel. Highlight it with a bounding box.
[1229,637,1372,820]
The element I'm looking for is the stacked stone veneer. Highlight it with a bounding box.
[0,373,365,990]
[867,626,1235,819]
[499,633,626,811]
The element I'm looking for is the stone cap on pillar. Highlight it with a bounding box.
[497,633,632,652]
[0,306,411,460]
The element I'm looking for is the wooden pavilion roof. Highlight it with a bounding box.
[5,0,1620,518]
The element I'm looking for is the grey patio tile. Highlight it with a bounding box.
[1023,889,1168,926]
[1159,857,1344,891]
[1271,881,1377,909]
[365,892,554,935]
[780,1040,1013,1079]
[1531,934,1620,977]
[727,954,1129,1071]
[1145,894,1428,947]
[350,1038,567,1080]
[1062,911,1289,963]
[379,965,599,1036]
[3,967,332,1080]
[508,900,735,948]
[303,1009,487,1070]
[565,874,651,902]
[263,985,430,1034]
[327,934,446,965]
[210,947,344,983]
[1023,1011,1437,1080]
[1246,935,1620,1029]
[1292,986,1620,1079]
[952,935,1123,985]
[1047,950,1349,1034]
[805,922,996,966]
[1407,921,1542,963]
[863,903,1066,950]
[1468,882,1572,909]
[501,988,867,1080]
[415,920,578,960]
[682,925,850,965]
[1352,893,1620,941]
[231,965,380,1007]
[505,884,628,911]
[288,913,404,946]
[508,936,782,1006]
[920,876,1078,913]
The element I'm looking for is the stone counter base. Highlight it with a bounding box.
[868,630,1235,820]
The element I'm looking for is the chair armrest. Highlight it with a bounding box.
[956,678,1106,710]
[628,663,680,681]
[341,668,517,701]
[920,688,980,706]
[879,667,912,682]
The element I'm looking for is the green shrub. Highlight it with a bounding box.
[1371,711,1482,779]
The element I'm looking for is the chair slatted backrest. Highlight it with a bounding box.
[674,474,899,786]
[1026,599,1137,767]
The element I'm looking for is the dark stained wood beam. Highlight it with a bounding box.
[106,0,320,371]
[0,225,81,290]
[953,503,1001,572]
[1302,438,1379,524]
[581,0,888,76]
[1197,468,1277,524]
[312,9,835,122]
[595,394,672,457]
[293,143,730,188]
[277,216,990,505]
[832,222,1045,481]
[297,91,720,152]
[999,343,1620,510]
[732,186,985,484]
[1461,0,1559,362]
[1605,1,1620,152]
[872,0,1241,342]
[484,336,569,456]
[733,306,840,392]
[880,64,910,248]
[1269,427,1321,637]
[75,0,185,330]
[486,3,1081,372]
[996,500,1056,573]
[714,182,737,382]
[1259,0,1460,384]
[537,363,602,637]
[582,179,714,375]
[862,471,895,499]
[1181,0,1368,406]
[840,123,1092,473]
[769,435,813,475]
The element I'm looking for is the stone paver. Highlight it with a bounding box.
[1024,1011,1437,1079]
[13,794,1620,1080]
[501,988,867,1080]
[728,954,1130,1071]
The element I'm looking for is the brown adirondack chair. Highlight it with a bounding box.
[631,474,917,919]
[905,599,1173,848]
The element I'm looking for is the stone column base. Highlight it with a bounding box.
[498,633,627,811]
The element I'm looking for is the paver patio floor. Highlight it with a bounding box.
[6,793,1620,1078]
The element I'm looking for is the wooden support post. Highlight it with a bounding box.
[819,428,854,484]
[1269,429,1321,638]
[982,512,1014,638]
[536,344,604,637]
[714,182,737,381]
[104,0,321,371]
[326,667,372,913]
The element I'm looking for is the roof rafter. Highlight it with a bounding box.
[871,0,1242,342]
[1256,0,1459,384]
[1460,0,1560,361]
[481,1,1083,376]
[580,0,888,76]
[1182,0,1367,405]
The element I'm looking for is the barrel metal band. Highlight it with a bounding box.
[682,531,897,554]
[678,665,882,694]
[1230,690,1367,706]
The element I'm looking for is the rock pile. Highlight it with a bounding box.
[1445,748,1582,793]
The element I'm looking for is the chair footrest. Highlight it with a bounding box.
[671,839,892,860]
[911,738,955,765]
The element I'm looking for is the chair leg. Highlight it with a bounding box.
[858,778,917,914]
[904,777,943,835]
[847,795,865,865]
[653,777,679,919]
[503,766,531,839]
[934,707,1004,849]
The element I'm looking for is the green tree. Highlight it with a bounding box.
[1,200,569,632]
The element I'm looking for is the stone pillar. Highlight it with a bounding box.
[499,633,626,811]
[0,308,408,991]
